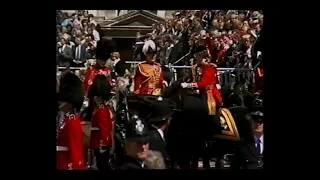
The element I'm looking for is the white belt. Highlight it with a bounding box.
[56,146,69,151]
[90,127,100,131]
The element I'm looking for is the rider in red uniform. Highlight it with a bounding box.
[57,72,86,170]
[181,50,223,115]
[134,40,167,95]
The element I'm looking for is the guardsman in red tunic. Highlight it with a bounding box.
[87,74,114,170]
[57,72,86,170]
[254,59,264,93]
[84,39,112,95]
[134,40,167,95]
[181,51,223,115]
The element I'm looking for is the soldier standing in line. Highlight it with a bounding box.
[87,74,114,170]
[56,72,86,170]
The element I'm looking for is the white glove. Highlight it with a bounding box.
[216,84,221,90]
[181,82,188,88]
[99,149,107,153]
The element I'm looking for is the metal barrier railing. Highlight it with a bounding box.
[57,63,254,87]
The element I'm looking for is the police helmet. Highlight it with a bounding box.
[148,96,175,123]
[250,111,264,124]
[124,115,149,143]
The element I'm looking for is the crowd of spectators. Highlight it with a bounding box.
[56,10,263,70]
[135,10,263,68]
[56,10,104,68]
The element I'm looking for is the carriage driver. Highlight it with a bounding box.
[134,40,168,95]
[180,51,223,115]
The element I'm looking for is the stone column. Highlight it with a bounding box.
[88,10,98,16]
[157,10,166,18]
[119,10,128,16]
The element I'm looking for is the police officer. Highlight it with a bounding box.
[147,96,175,169]
[250,111,264,168]
[118,116,150,169]
[227,107,262,169]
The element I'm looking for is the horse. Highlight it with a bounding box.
[162,77,222,168]
[163,75,261,169]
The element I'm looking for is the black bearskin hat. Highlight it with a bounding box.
[57,72,85,112]
[87,74,112,101]
[95,39,115,62]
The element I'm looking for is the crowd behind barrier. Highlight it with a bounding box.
[56,10,262,86]
[134,10,263,69]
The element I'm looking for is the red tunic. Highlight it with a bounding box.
[57,114,86,170]
[134,62,165,95]
[84,66,112,94]
[254,67,264,93]
[89,104,113,150]
[189,64,223,115]
[216,49,227,66]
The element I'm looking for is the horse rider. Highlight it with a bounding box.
[180,50,223,116]
[87,74,114,170]
[145,96,176,169]
[56,72,86,170]
[118,116,150,169]
[134,40,168,95]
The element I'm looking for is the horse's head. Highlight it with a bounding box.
[162,79,183,99]
[227,82,253,107]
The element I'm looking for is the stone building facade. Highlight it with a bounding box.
[60,10,176,22]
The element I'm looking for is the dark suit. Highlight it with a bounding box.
[147,126,171,168]
[230,142,261,169]
[73,44,89,66]
[118,155,148,169]
[168,43,183,65]
[58,45,74,67]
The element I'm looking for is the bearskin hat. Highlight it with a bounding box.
[96,39,115,62]
[87,74,112,101]
[142,40,156,56]
[57,72,85,112]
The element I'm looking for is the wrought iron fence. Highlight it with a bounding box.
[57,62,254,87]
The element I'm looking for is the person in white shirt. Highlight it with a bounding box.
[105,52,121,69]
[91,24,100,42]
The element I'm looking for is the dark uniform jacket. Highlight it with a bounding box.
[118,155,148,169]
[148,126,171,168]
